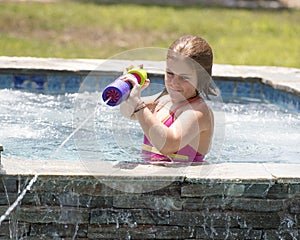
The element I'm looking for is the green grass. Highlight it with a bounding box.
[0,2,299,68]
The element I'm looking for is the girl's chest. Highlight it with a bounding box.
[154,101,183,123]
[155,107,170,122]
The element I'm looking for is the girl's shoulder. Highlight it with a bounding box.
[176,97,210,117]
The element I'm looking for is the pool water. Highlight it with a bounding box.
[0,89,299,163]
[219,98,300,163]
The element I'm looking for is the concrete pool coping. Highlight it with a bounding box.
[2,158,300,183]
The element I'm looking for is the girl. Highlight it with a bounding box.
[120,35,217,162]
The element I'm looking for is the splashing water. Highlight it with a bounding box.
[0,96,111,226]
[2,90,299,163]
[0,174,38,226]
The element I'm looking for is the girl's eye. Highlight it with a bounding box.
[181,76,190,81]
[166,70,190,81]
[178,75,190,81]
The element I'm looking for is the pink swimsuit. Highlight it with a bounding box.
[142,96,205,162]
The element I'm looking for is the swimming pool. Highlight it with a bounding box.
[0,88,299,163]
[0,57,299,239]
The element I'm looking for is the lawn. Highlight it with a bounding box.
[0,1,299,68]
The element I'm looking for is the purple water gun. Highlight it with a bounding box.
[102,67,147,106]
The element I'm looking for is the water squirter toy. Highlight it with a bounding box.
[102,68,147,106]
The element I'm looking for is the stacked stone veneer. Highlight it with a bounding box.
[0,175,299,239]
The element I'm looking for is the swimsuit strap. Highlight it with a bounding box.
[170,95,201,114]
[161,95,202,124]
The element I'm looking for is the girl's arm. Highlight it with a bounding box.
[120,91,161,119]
[134,105,208,155]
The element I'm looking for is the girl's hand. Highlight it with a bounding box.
[119,74,150,118]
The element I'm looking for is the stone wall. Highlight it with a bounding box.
[0,175,300,239]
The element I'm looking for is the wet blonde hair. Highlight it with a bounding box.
[167,35,217,99]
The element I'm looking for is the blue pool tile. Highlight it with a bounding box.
[273,90,282,104]
[14,75,46,91]
[0,74,12,88]
[281,92,291,107]
[99,76,115,92]
[14,75,31,89]
[80,75,100,92]
[263,85,274,102]
[236,82,252,97]
[65,75,81,93]
[268,89,299,110]
[31,75,46,90]
[217,81,235,96]
[149,77,164,84]
[144,77,165,96]
[291,95,300,111]
[284,93,293,108]
[289,95,299,111]
[259,85,300,110]
[47,75,63,93]
[252,83,262,98]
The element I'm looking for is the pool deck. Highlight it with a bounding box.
[2,158,300,183]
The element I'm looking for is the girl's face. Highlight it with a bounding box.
[165,56,198,103]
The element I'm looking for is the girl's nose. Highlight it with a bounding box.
[171,74,182,86]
